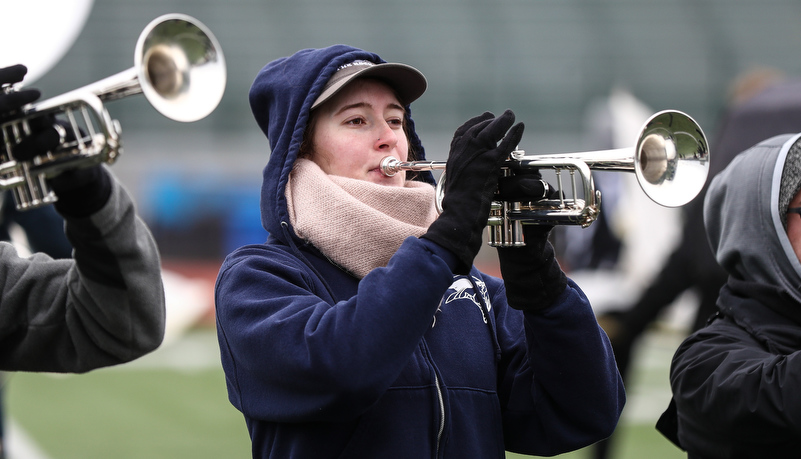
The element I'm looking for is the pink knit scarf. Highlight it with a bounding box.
[286,159,439,278]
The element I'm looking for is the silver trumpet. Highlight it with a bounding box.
[0,13,226,210]
[381,110,709,247]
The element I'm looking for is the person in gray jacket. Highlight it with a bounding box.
[658,132,801,457]
[0,64,165,373]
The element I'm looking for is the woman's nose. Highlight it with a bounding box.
[375,122,398,150]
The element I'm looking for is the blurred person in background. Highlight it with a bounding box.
[214,44,625,458]
[593,68,799,459]
[657,131,801,457]
[0,63,166,371]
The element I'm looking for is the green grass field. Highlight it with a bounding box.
[4,327,686,459]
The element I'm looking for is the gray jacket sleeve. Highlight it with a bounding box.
[0,171,166,372]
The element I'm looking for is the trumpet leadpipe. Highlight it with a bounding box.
[380,157,446,176]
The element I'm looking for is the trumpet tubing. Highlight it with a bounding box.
[0,13,226,210]
[380,157,445,176]
[381,110,710,247]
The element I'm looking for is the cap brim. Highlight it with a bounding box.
[311,62,427,110]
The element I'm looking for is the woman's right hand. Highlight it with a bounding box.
[421,109,524,273]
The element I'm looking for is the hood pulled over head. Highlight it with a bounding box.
[704,133,801,303]
[249,45,431,241]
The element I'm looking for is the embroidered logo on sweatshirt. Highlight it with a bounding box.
[433,276,491,327]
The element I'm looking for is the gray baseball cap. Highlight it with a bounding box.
[311,59,427,110]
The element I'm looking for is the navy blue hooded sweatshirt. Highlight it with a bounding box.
[214,45,625,458]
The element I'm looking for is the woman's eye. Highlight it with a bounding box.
[346,117,366,126]
[388,118,403,127]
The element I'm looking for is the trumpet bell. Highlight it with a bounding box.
[135,13,226,122]
[634,110,709,207]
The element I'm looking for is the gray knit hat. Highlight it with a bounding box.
[779,139,801,228]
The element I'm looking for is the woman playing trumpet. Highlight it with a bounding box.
[214,45,624,458]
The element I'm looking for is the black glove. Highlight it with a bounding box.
[422,110,524,273]
[11,115,63,160]
[39,122,111,218]
[48,165,112,218]
[15,119,111,217]
[0,64,62,157]
[0,65,40,119]
[496,168,557,202]
[497,223,567,312]
[496,169,566,311]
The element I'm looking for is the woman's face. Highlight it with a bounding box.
[308,78,409,187]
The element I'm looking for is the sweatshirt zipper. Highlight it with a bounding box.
[422,338,446,457]
[434,372,445,456]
